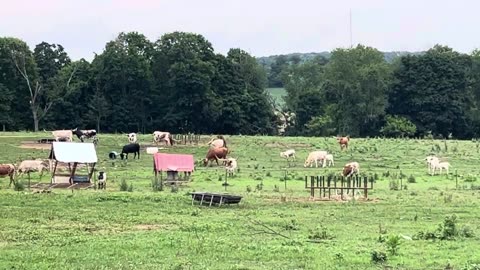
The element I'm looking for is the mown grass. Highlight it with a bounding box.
[267,88,286,106]
[1,132,480,269]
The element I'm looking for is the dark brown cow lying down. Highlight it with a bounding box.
[203,147,229,166]
[0,164,16,186]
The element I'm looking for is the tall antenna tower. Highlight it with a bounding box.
[349,9,353,48]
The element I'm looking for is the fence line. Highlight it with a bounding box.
[305,175,374,200]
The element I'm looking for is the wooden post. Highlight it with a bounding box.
[364,176,368,199]
[224,170,228,191]
[455,169,458,190]
[304,175,308,189]
[328,175,331,199]
[310,176,315,197]
[340,177,344,200]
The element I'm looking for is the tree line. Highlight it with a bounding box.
[1,31,480,139]
[0,32,276,134]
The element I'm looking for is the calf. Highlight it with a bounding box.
[342,162,360,177]
[127,133,137,143]
[304,150,328,168]
[280,149,296,161]
[17,160,49,179]
[430,159,450,175]
[52,130,73,142]
[98,171,107,189]
[203,147,229,166]
[425,155,439,175]
[0,164,16,187]
[120,143,140,160]
[324,154,334,167]
[337,136,349,150]
[225,158,238,177]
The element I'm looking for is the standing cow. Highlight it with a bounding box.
[342,162,360,177]
[153,131,174,146]
[0,164,16,187]
[203,147,229,166]
[120,143,140,160]
[52,130,73,142]
[337,136,349,150]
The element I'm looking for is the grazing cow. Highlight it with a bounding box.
[0,164,16,187]
[153,131,174,146]
[430,159,450,175]
[304,150,328,168]
[52,130,73,142]
[207,135,227,149]
[120,143,140,160]
[337,136,349,150]
[72,128,97,143]
[127,133,137,143]
[280,149,296,161]
[98,171,107,189]
[324,154,334,167]
[342,162,360,177]
[203,147,229,166]
[17,159,49,179]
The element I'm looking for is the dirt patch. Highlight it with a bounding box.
[264,142,311,148]
[263,195,381,203]
[133,224,169,231]
[19,142,51,150]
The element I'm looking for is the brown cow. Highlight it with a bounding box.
[0,164,16,187]
[337,136,349,150]
[342,162,359,177]
[203,147,229,166]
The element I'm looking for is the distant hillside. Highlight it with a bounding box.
[256,51,424,67]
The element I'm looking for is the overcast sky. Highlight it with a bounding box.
[1,0,479,61]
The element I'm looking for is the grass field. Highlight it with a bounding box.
[1,132,480,269]
[267,88,286,106]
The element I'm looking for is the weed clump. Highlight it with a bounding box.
[414,214,474,241]
[371,250,387,264]
[13,181,25,191]
[407,175,416,183]
[119,179,128,191]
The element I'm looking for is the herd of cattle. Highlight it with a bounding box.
[0,132,453,188]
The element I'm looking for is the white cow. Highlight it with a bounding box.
[225,158,238,177]
[430,159,450,175]
[127,133,137,143]
[324,154,334,167]
[153,131,173,146]
[304,151,328,168]
[280,149,296,161]
[426,155,439,175]
[17,159,49,178]
[52,130,73,142]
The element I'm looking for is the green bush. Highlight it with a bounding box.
[13,181,25,191]
[371,250,387,264]
[380,115,416,138]
[120,179,128,191]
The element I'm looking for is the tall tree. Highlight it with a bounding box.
[389,45,473,138]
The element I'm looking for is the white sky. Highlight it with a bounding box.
[1,0,479,61]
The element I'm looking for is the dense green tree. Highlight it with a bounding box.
[380,115,417,138]
[389,45,473,138]
[323,45,391,136]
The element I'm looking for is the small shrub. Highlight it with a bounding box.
[13,181,25,191]
[459,225,475,238]
[127,183,133,192]
[119,179,128,191]
[254,164,259,170]
[407,175,416,183]
[371,250,388,264]
[334,252,344,261]
[255,183,263,191]
[386,235,401,256]
[444,194,453,203]
[374,173,379,181]
[285,219,299,231]
[383,171,390,178]
[308,225,334,241]
[465,175,477,182]
[255,176,263,181]
[246,186,252,193]
[389,180,399,191]
[218,175,223,181]
[265,171,272,177]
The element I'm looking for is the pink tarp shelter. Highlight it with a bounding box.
[153,153,194,172]
[153,153,194,189]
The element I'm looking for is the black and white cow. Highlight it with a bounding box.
[73,128,97,143]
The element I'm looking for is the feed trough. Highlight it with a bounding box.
[37,138,57,144]
[190,192,243,207]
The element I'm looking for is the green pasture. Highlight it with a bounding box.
[1,132,480,269]
[267,88,286,106]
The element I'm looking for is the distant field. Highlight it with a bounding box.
[1,133,480,269]
[267,87,286,106]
